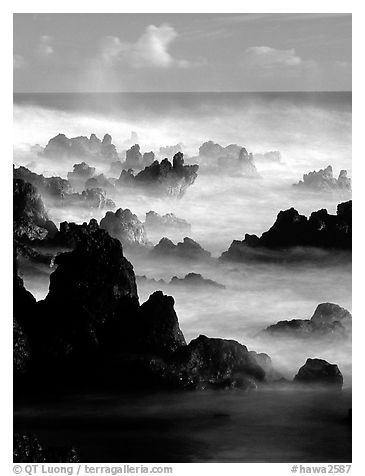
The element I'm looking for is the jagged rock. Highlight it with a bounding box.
[14,166,72,199]
[254,151,282,164]
[67,162,95,187]
[169,273,225,289]
[42,133,118,160]
[169,335,266,390]
[136,275,166,285]
[13,433,80,463]
[37,224,139,359]
[199,141,259,176]
[117,153,199,197]
[100,208,148,247]
[294,165,352,192]
[137,291,186,357]
[66,188,115,209]
[144,211,191,234]
[294,358,343,389]
[221,201,352,261]
[153,237,211,260]
[13,179,57,240]
[262,303,352,339]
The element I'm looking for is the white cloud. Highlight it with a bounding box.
[100,24,190,68]
[243,46,303,68]
[13,54,26,69]
[37,35,54,58]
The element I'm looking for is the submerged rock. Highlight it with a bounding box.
[294,358,343,389]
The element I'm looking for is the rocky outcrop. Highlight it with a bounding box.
[169,273,225,289]
[100,208,148,247]
[152,237,211,260]
[144,211,191,234]
[168,335,266,390]
[14,166,72,199]
[294,165,352,192]
[65,188,115,209]
[262,303,352,339]
[221,201,352,261]
[137,291,186,357]
[42,133,118,161]
[122,144,156,170]
[37,224,139,359]
[117,153,199,197]
[294,358,343,389]
[67,162,96,188]
[199,141,259,176]
[13,179,57,240]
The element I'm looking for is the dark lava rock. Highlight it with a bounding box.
[137,291,186,357]
[37,224,139,359]
[13,433,80,463]
[263,303,352,339]
[13,178,57,241]
[100,208,148,247]
[153,237,211,260]
[42,132,118,161]
[221,200,352,261]
[294,165,352,192]
[169,335,266,390]
[169,273,225,289]
[294,358,343,389]
[117,152,199,197]
[145,210,191,233]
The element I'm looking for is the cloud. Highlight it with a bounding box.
[13,54,26,69]
[100,24,190,68]
[37,35,54,58]
[243,46,303,69]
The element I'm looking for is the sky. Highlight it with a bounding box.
[13,13,352,92]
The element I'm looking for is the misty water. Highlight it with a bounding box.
[14,92,352,461]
